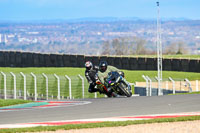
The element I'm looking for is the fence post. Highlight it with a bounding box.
[94,92,97,98]
[31,72,37,101]
[54,74,60,100]
[146,76,152,96]
[20,72,26,100]
[78,74,85,98]
[1,72,7,99]
[10,72,17,99]
[169,77,175,94]
[42,73,48,100]
[65,75,72,99]
[142,75,149,96]
[185,78,192,92]
[20,72,27,100]
[155,76,158,89]
[155,76,163,95]
[196,80,199,92]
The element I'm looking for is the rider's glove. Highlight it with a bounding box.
[119,71,124,78]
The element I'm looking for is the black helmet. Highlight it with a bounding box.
[85,61,93,71]
[99,61,108,72]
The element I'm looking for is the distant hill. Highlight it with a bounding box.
[0,17,196,24]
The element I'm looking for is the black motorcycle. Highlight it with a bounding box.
[105,71,132,97]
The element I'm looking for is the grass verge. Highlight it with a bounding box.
[111,54,200,59]
[1,67,200,82]
[169,91,200,95]
[0,99,32,107]
[1,115,200,133]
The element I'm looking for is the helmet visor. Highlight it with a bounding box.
[86,66,92,70]
[101,66,107,72]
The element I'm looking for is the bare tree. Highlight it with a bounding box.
[100,36,148,55]
[101,41,111,55]
[164,42,188,54]
[111,38,130,55]
[112,38,123,55]
[176,42,188,54]
[135,38,146,55]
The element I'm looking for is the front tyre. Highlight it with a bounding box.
[118,83,132,97]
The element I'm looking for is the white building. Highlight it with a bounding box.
[4,34,8,43]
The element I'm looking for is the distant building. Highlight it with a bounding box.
[4,34,8,43]
[195,36,200,39]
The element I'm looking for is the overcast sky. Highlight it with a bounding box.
[0,0,199,21]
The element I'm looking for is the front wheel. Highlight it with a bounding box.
[118,83,132,97]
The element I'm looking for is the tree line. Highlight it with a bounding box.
[100,36,188,55]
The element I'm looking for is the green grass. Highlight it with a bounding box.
[0,67,85,76]
[169,91,200,95]
[1,115,200,133]
[162,54,200,59]
[0,67,200,99]
[110,54,200,59]
[0,67,200,82]
[0,99,32,107]
[123,70,200,82]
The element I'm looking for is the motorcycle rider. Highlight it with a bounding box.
[85,61,99,93]
[97,61,126,97]
[98,61,121,85]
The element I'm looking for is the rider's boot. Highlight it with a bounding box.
[88,87,100,93]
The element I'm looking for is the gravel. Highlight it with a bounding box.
[39,120,200,133]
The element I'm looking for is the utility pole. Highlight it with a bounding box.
[156,1,163,95]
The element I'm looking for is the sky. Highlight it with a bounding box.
[0,0,199,21]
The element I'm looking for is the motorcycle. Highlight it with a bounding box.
[105,71,132,97]
[95,71,132,97]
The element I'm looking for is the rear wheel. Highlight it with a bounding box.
[118,83,132,97]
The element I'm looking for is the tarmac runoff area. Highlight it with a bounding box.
[0,94,200,129]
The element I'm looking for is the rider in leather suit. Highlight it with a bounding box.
[85,61,99,93]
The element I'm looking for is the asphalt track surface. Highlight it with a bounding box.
[0,94,200,125]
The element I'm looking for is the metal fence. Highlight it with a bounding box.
[135,75,199,96]
[0,72,104,101]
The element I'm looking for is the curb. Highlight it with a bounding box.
[1,112,200,129]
